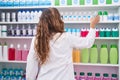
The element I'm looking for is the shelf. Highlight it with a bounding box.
[0,4,119,9]
[0,21,120,24]
[73,63,119,67]
[0,37,119,40]
[0,60,27,63]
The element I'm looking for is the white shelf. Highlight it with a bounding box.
[95,37,119,40]
[0,4,119,9]
[73,63,119,67]
[0,21,120,24]
[0,60,27,63]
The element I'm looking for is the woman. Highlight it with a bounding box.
[26,8,100,80]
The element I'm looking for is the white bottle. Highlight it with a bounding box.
[12,12,16,22]
[72,28,76,36]
[0,43,2,60]
[30,11,34,22]
[28,25,33,36]
[83,12,87,21]
[85,0,92,5]
[18,11,22,22]
[34,10,38,22]
[72,0,79,6]
[67,28,72,35]
[76,29,80,37]
[21,11,26,22]
[60,0,67,6]
[38,10,42,18]
[22,25,27,36]
[26,11,31,22]
[87,12,92,21]
[98,0,106,5]
[3,42,8,61]
[108,12,114,21]
[1,12,5,22]
[103,11,108,21]
[73,12,78,21]
[69,12,73,21]
[112,0,120,4]
[33,25,37,36]
[78,12,82,21]
[64,12,69,21]
[16,25,20,36]
[6,12,10,22]
[1,25,7,37]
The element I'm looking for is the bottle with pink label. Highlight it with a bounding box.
[79,72,86,80]
[15,44,22,61]
[8,44,15,60]
[102,73,110,80]
[86,72,93,80]
[22,44,29,61]
[74,72,78,80]
[94,73,101,80]
[111,74,118,80]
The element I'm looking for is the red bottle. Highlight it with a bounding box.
[22,44,29,61]
[8,44,15,60]
[15,44,22,61]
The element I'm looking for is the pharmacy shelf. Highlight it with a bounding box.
[73,63,119,67]
[0,21,120,24]
[0,4,119,9]
[0,60,27,63]
[0,37,119,40]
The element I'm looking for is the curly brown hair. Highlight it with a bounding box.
[34,8,64,65]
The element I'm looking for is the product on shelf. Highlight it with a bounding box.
[94,73,101,80]
[79,72,86,80]
[112,28,119,37]
[8,44,15,60]
[111,74,118,80]
[98,0,106,5]
[15,44,22,61]
[81,48,89,63]
[3,42,8,61]
[74,72,78,80]
[86,72,93,80]
[100,44,108,64]
[90,44,98,63]
[0,43,2,60]
[1,25,7,37]
[109,44,118,64]
[85,0,93,5]
[22,44,29,61]
[102,73,110,80]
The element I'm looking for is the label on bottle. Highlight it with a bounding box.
[72,0,79,5]
[60,0,66,6]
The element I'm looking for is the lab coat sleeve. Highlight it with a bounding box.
[69,28,96,49]
[26,37,39,80]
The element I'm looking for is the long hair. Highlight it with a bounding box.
[34,8,64,65]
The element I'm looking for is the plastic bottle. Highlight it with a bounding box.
[33,25,37,36]
[3,42,8,61]
[108,12,114,21]
[93,0,98,5]
[15,44,22,61]
[60,0,67,6]
[79,72,86,80]
[34,10,38,22]
[16,26,21,36]
[94,73,101,80]
[64,12,69,21]
[112,28,119,37]
[8,44,15,60]
[76,29,80,37]
[26,11,31,22]
[55,0,59,5]
[1,25,7,37]
[105,28,111,37]
[83,12,87,21]
[74,72,78,80]
[17,11,22,22]
[81,28,86,37]
[100,44,108,64]
[12,12,16,22]
[106,0,112,4]
[1,12,5,22]
[14,0,19,6]
[6,12,10,22]
[7,0,13,6]
[85,0,92,5]
[98,0,106,5]
[80,0,85,5]
[114,13,119,21]
[19,0,25,6]
[103,11,108,21]
[22,44,29,61]
[0,42,2,60]
[110,44,118,64]
[67,0,72,5]
[95,28,99,37]
[11,26,16,36]
[98,11,103,22]
[90,44,98,63]
[81,48,89,63]
[28,25,33,36]
[22,25,27,36]
[102,73,110,80]
[112,0,120,4]
[86,72,93,80]
[111,74,118,80]
[78,12,82,21]
[74,48,81,63]
[99,28,105,37]
[33,0,38,6]
[26,0,32,6]
[21,10,26,22]
[72,0,79,6]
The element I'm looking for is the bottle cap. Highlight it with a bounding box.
[10,44,14,48]
[24,44,27,49]
[103,73,109,77]
[110,44,117,48]
[101,44,107,48]
[112,74,117,78]
[4,42,7,46]
[95,73,100,77]
[17,44,20,49]
[74,72,77,75]
[87,72,92,76]
[80,72,85,76]
[103,11,108,15]
[98,11,102,15]
[92,44,97,48]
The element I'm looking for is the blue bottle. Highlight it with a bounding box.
[26,0,33,6]
[19,0,26,6]
[7,0,13,6]
[14,0,19,6]
[33,0,38,6]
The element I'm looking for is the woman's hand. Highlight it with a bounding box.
[90,15,100,29]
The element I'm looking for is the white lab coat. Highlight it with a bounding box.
[26,28,96,80]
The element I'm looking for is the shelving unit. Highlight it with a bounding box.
[0,2,120,79]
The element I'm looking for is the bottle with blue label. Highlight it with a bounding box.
[26,0,33,6]
[14,0,19,6]
[2,0,7,6]
[19,0,26,6]
[112,0,120,4]
[7,0,14,6]
[98,0,106,5]
[46,0,52,5]
[114,13,119,21]
[85,0,92,5]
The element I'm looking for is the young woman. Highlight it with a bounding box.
[26,8,100,80]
